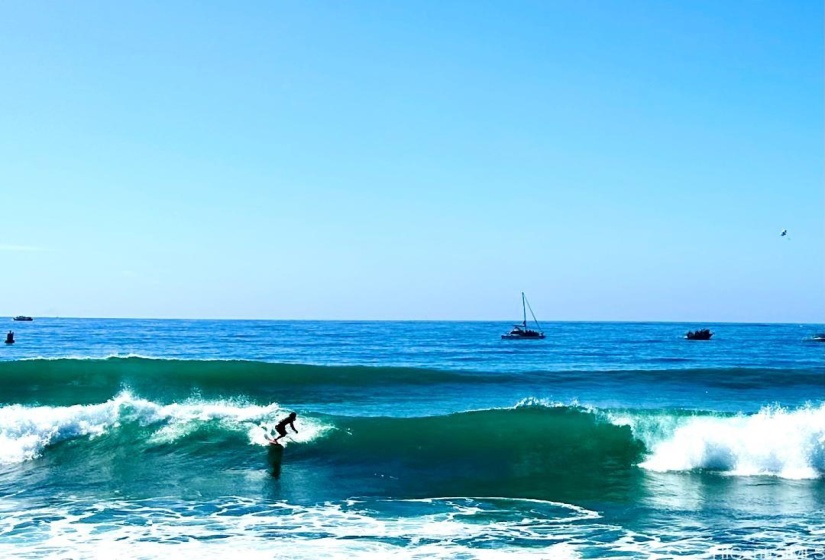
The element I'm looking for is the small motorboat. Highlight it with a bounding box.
[810,333,825,342]
[685,328,713,340]
[13,316,33,322]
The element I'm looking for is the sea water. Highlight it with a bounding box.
[1,319,823,559]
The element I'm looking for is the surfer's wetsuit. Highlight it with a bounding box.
[272,413,298,442]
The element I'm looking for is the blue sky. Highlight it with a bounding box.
[1,1,822,322]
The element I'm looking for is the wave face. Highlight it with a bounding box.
[1,393,822,509]
[0,394,642,501]
[0,356,822,511]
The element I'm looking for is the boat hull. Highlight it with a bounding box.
[685,329,713,340]
[501,334,545,340]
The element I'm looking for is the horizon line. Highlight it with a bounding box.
[4,316,824,326]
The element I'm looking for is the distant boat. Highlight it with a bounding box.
[502,292,545,340]
[811,333,825,342]
[12,316,33,322]
[685,328,712,340]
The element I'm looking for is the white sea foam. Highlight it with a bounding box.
[0,496,600,560]
[612,403,825,479]
[0,391,329,464]
[0,394,128,464]
[1,495,821,560]
[513,396,574,409]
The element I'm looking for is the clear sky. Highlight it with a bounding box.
[1,1,822,322]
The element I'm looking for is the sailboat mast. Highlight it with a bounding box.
[521,292,527,327]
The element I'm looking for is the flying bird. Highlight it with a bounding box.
[780,229,787,237]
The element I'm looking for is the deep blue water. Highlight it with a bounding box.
[0,319,823,558]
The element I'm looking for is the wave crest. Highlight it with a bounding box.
[614,404,825,479]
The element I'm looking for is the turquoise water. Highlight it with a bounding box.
[1,319,823,558]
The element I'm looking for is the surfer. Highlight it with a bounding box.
[5,331,13,344]
[270,412,298,445]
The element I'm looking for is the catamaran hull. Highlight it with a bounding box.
[501,334,545,340]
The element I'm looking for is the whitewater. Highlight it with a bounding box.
[1,319,823,559]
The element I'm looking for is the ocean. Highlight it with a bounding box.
[1,318,823,559]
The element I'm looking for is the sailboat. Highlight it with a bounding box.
[501,292,545,339]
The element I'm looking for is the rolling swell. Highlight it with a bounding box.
[0,357,490,406]
[2,358,822,408]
